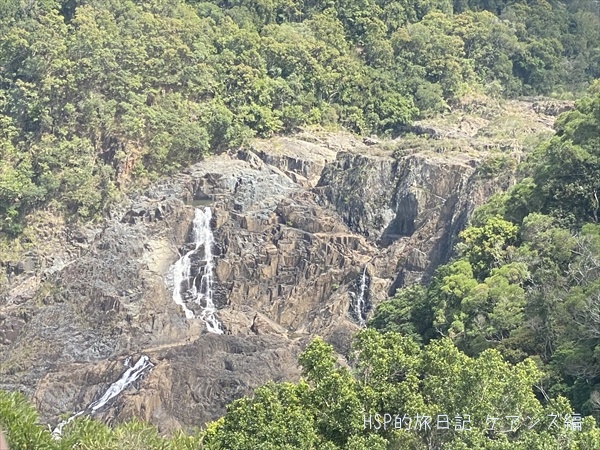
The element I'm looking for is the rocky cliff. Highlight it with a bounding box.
[0,99,560,433]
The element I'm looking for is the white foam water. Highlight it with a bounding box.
[51,355,153,439]
[171,225,199,319]
[51,411,84,439]
[354,267,368,327]
[89,355,153,412]
[171,207,223,334]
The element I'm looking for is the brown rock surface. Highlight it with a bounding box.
[0,103,555,433]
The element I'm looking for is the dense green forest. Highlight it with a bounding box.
[371,81,600,419]
[2,0,600,234]
[3,332,600,449]
[3,0,600,447]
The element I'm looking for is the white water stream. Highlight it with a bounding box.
[52,210,223,439]
[354,267,368,327]
[88,355,153,413]
[171,207,223,334]
[51,355,153,439]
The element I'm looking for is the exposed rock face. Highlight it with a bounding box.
[0,105,555,433]
[316,150,512,289]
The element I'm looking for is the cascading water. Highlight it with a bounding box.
[353,267,369,327]
[171,207,223,334]
[88,355,154,413]
[51,412,83,438]
[171,222,200,320]
[190,208,223,334]
[51,355,153,439]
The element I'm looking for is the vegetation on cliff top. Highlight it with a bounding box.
[1,0,600,234]
[3,0,600,447]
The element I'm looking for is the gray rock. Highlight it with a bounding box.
[0,132,519,433]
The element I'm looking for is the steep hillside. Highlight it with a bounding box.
[0,97,559,432]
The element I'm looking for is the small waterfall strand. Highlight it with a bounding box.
[52,355,153,439]
[354,267,368,327]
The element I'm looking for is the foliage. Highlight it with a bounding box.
[0,389,207,449]
[0,390,56,449]
[3,0,600,446]
[531,84,600,225]
[4,332,600,448]
[1,0,600,234]
[371,85,600,420]
[205,333,600,449]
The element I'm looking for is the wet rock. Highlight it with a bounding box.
[317,151,514,287]
[0,314,26,346]
[0,131,522,433]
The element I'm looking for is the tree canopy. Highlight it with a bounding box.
[4,334,600,449]
[372,84,600,421]
[3,0,600,447]
[1,0,600,234]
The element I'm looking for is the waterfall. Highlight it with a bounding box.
[190,208,223,334]
[171,238,196,319]
[353,267,368,327]
[88,355,154,413]
[52,355,153,439]
[51,411,83,439]
[171,207,223,334]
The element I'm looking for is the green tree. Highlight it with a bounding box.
[533,86,600,224]
[456,216,518,280]
[205,382,318,450]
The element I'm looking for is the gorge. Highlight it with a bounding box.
[0,99,560,433]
